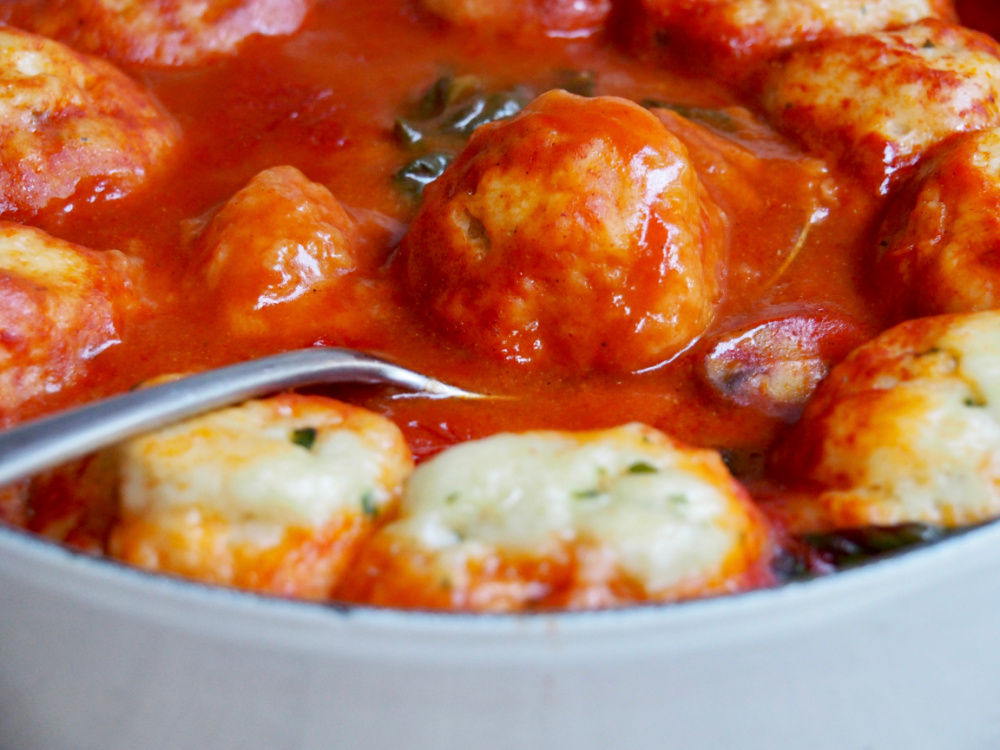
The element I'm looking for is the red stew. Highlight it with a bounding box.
[0,0,996,596]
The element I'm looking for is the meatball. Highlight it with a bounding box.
[771,311,1000,531]
[0,27,178,219]
[399,90,726,373]
[876,128,1000,318]
[20,0,317,67]
[419,0,611,37]
[635,0,954,76]
[109,394,414,599]
[0,222,139,423]
[338,423,774,611]
[762,20,1000,192]
[189,166,389,348]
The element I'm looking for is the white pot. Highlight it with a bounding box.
[2,521,999,750]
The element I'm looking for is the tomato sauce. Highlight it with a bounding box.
[2,0,997,549]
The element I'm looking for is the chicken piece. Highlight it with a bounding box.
[20,0,317,67]
[419,0,611,37]
[771,311,1000,531]
[0,27,178,219]
[761,19,1000,192]
[189,166,390,348]
[876,128,1000,318]
[698,308,871,421]
[0,222,139,423]
[633,0,955,76]
[399,90,726,373]
[339,423,774,611]
[109,394,413,600]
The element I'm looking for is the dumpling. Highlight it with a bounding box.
[633,0,954,76]
[188,166,392,348]
[0,222,140,423]
[761,20,1000,192]
[876,127,1000,318]
[339,423,774,611]
[0,27,178,219]
[399,90,726,373]
[109,394,414,599]
[17,0,317,67]
[771,311,1000,531]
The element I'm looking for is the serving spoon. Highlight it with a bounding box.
[0,347,483,488]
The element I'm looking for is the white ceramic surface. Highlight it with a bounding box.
[3,520,1000,750]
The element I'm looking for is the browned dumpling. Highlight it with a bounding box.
[19,0,317,67]
[419,0,611,37]
[0,222,140,423]
[635,0,955,75]
[399,90,726,373]
[771,311,1000,532]
[876,127,1000,318]
[189,166,390,348]
[762,19,1000,192]
[0,27,178,219]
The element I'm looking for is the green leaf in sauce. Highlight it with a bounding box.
[640,99,739,133]
[802,523,948,569]
[394,152,452,199]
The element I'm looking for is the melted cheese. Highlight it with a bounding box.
[391,423,757,593]
[119,396,410,527]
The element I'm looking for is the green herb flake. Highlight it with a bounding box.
[445,491,460,505]
[922,39,936,49]
[361,490,379,519]
[627,461,659,474]
[964,397,986,408]
[668,493,688,506]
[290,427,318,451]
[573,489,601,500]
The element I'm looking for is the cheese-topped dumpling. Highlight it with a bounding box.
[876,128,1000,318]
[20,0,317,67]
[189,166,389,348]
[339,424,773,611]
[762,20,1000,192]
[635,0,954,75]
[0,222,139,424]
[109,394,413,599]
[399,90,726,373]
[419,0,610,37]
[0,27,178,219]
[771,311,1000,531]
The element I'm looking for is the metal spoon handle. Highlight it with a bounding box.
[0,348,471,488]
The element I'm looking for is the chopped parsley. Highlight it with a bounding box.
[290,427,318,450]
[361,490,378,519]
[627,461,659,474]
